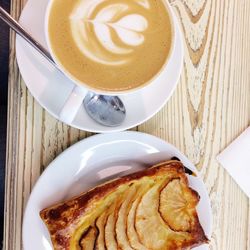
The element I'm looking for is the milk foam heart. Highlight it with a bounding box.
[70,1,150,65]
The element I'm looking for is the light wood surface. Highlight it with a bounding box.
[4,0,250,249]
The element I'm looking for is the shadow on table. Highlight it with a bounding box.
[0,105,6,248]
[0,0,10,247]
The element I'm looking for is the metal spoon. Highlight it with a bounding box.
[0,7,126,127]
[84,93,126,127]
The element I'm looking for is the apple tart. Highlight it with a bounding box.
[40,160,208,250]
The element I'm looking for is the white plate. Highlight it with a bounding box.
[16,0,183,133]
[23,132,212,250]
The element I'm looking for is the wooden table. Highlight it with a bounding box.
[3,0,250,249]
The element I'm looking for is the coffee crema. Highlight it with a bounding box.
[47,0,173,92]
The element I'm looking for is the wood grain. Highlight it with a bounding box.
[3,0,250,249]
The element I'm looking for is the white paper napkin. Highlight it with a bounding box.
[217,127,250,197]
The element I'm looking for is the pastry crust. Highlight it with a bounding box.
[40,160,208,250]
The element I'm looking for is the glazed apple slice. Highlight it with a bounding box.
[127,185,150,250]
[96,212,109,250]
[79,226,98,250]
[159,178,200,232]
[135,182,170,249]
[115,184,137,250]
[105,202,120,250]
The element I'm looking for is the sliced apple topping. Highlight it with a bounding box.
[96,212,108,250]
[79,226,98,250]
[159,178,199,232]
[105,203,119,250]
[127,197,148,250]
[135,182,173,250]
[116,184,136,250]
[127,185,150,250]
[78,178,199,250]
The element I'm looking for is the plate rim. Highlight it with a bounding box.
[22,131,212,250]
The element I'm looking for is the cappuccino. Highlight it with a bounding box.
[47,0,173,92]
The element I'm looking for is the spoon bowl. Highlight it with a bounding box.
[84,93,126,127]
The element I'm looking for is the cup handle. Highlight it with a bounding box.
[59,86,87,124]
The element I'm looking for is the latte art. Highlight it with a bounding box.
[70,0,151,65]
[47,0,173,92]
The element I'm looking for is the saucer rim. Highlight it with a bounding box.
[16,0,184,133]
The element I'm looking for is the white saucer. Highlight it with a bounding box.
[22,132,212,250]
[16,0,184,133]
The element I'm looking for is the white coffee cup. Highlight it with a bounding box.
[45,0,176,124]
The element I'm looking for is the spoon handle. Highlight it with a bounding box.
[0,6,55,66]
